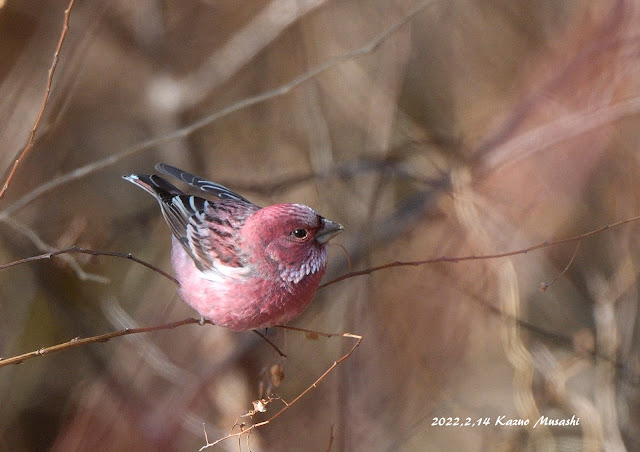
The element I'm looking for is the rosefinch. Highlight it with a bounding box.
[123,163,343,331]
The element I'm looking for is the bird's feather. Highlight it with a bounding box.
[123,172,258,273]
[155,163,253,204]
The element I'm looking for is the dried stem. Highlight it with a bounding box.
[1,215,109,283]
[0,317,207,368]
[0,245,179,286]
[540,240,581,292]
[199,328,362,450]
[321,213,640,288]
[1,213,640,376]
[326,425,335,452]
[0,0,75,198]
[253,330,287,358]
[0,0,435,218]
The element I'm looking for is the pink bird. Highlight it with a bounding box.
[123,164,343,331]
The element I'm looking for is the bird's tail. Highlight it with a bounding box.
[155,163,252,203]
[122,173,184,203]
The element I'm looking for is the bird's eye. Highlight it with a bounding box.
[292,228,308,239]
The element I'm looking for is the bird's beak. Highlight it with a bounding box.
[316,218,344,244]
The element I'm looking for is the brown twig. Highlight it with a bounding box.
[0,0,436,218]
[0,245,179,286]
[326,425,335,452]
[1,215,110,283]
[539,240,581,292]
[199,328,362,450]
[1,214,637,377]
[0,0,75,199]
[0,214,638,372]
[253,330,286,358]
[0,317,206,368]
[321,214,640,288]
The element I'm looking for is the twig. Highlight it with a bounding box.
[539,240,581,292]
[326,425,335,452]
[253,330,287,358]
[431,251,638,383]
[321,213,640,288]
[0,317,205,368]
[0,0,75,199]
[0,0,436,218]
[0,245,179,286]
[0,214,638,377]
[1,215,109,283]
[199,328,362,450]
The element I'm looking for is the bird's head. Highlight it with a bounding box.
[241,204,343,283]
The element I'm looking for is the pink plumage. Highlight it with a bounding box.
[123,164,343,331]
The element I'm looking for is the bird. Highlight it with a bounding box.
[123,163,344,331]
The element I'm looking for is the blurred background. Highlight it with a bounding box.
[1,0,639,450]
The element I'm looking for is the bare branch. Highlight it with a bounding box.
[1,215,109,283]
[326,425,335,452]
[0,0,75,199]
[253,330,287,358]
[200,328,362,450]
[0,317,207,368]
[0,0,436,218]
[321,213,640,288]
[539,240,581,292]
[0,245,179,286]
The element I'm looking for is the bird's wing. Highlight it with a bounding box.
[184,198,258,271]
[123,173,258,273]
[155,163,253,204]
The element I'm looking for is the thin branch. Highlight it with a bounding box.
[0,317,206,367]
[540,240,581,292]
[274,324,352,339]
[0,0,436,218]
[0,0,75,199]
[200,328,362,450]
[1,215,109,283]
[326,425,335,452]
[321,213,640,288]
[0,245,179,286]
[424,249,640,385]
[253,330,287,358]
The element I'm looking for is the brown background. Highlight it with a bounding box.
[0,0,639,450]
